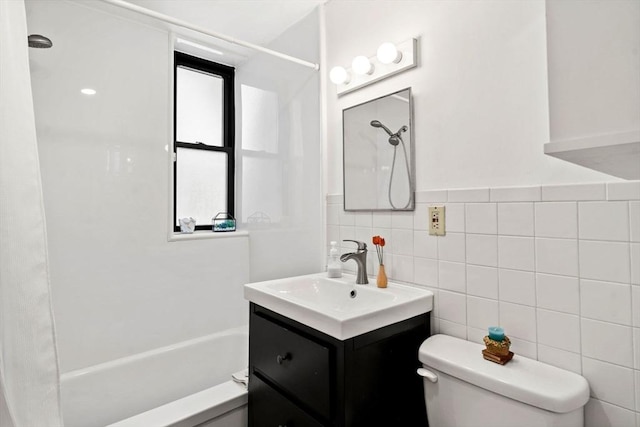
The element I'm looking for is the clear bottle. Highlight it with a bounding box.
[327,241,342,278]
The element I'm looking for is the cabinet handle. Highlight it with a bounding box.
[276,353,291,365]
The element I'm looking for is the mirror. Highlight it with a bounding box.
[343,88,414,211]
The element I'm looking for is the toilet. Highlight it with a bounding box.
[418,335,590,427]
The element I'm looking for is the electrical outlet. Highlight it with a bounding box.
[429,206,446,236]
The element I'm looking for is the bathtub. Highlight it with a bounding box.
[60,326,249,427]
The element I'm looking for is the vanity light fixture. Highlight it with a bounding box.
[80,88,97,95]
[330,38,417,96]
[352,55,374,75]
[377,42,402,64]
[329,66,350,85]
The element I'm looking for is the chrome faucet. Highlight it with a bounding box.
[340,240,368,284]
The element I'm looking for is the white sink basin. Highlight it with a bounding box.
[244,273,433,340]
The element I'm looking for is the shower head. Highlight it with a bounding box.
[28,34,53,49]
[371,120,409,146]
[370,120,393,136]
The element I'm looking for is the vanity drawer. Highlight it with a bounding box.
[251,313,332,419]
[250,375,325,427]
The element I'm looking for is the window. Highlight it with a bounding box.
[174,51,235,232]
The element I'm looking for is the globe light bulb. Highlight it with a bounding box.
[377,42,402,64]
[329,66,350,85]
[351,55,374,75]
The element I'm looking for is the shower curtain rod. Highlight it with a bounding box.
[100,0,320,71]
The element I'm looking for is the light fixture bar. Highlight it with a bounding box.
[100,0,320,71]
[335,38,417,96]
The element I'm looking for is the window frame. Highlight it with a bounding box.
[173,51,235,232]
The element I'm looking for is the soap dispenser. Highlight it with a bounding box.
[327,241,342,278]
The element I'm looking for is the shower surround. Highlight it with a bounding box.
[26,0,321,424]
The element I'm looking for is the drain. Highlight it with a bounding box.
[350,289,357,298]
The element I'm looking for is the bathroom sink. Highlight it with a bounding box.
[244,273,433,340]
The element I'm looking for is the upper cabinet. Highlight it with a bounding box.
[544,0,640,179]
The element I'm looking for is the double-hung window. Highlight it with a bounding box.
[173,51,235,232]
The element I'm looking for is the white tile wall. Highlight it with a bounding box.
[633,328,640,369]
[535,202,578,239]
[499,302,536,342]
[465,203,497,234]
[579,240,631,283]
[579,201,630,242]
[635,371,640,411]
[466,296,499,330]
[499,236,535,271]
[439,290,467,324]
[354,212,373,227]
[466,234,497,267]
[633,288,640,328]
[580,279,632,325]
[438,232,466,262]
[584,398,636,427]
[327,181,640,419]
[414,258,438,287]
[536,273,580,314]
[536,238,579,276]
[497,202,534,236]
[439,261,466,293]
[631,243,640,285]
[581,318,633,368]
[413,231,438,259]
[608,182,640,201]
[448,188,490,203]
[466,265,498,299]
[391,228,414,256]
[541,183,606,201]
[537,308,581,353]
[499,269,535,306]
[537,344,581,374]
[490,186,541,203]
[444,203,465,232]
[630,202,640,242]
[582,357,635,410]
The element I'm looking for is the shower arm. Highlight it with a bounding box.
[99,0,320,71]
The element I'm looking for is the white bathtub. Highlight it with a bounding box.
[60,326,249,427]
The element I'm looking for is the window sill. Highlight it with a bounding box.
[168,229,249,242]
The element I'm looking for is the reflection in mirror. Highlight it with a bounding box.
[343,88,414,211]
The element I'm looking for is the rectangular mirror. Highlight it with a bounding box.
[343,88,414,211]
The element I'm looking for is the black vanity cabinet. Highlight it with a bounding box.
[248,303,430,427]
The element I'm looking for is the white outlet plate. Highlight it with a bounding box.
[429,206,446,236]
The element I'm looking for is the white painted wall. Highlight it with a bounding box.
[324,0,621,196]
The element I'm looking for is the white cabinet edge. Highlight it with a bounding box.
[544,130,640,180]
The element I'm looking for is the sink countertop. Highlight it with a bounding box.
[244,273,433,340]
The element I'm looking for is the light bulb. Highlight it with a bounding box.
[329,66,350,85]
[377,42,402,64]
[80,88,97,95]
[351,55,374,75]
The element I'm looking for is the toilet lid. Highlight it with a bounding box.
[418,334,590,414]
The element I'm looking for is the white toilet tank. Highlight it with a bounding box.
[418,335,590,427]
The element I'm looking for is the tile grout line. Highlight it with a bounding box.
[576,201,583,376]
[532,201,539,362]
